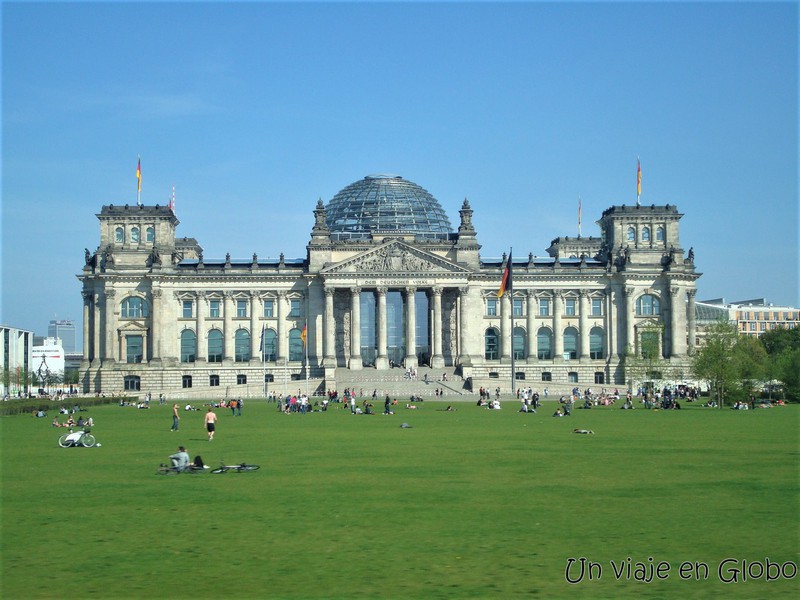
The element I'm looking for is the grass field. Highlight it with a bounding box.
[2,398,798,599]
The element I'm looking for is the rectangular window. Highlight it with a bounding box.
[209,374,220,387]
[264,374,274,383]
[126,335,143,364]
[539,298,550,317]
[591,298,603,316]
[237,374,247,385]
[565,298,577,316]
[182,300,193,318]
[123,375,141,391]
[237,300,247,318]
[209,300,221,318]
[289,299,301,317]
[568,371,579,383]
[263,300,274,318]
[541,372,552,382]
[182,375,192,389]
[594,372,605,384]
[513,298,523,317]
[486,298,497,316]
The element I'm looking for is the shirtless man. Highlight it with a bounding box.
[171,403,180,431]
[204,408,218,441]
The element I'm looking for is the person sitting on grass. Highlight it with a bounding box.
[168,446,190,471]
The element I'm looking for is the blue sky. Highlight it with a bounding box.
[2,1,798,343]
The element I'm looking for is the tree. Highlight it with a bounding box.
[760,327,800,402]
[691,319,740,406]
[733,335,768,400]
[623,321,678,398]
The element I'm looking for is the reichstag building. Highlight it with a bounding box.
[78,174,700,396]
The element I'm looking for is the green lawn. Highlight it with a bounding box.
[2,399,798,599]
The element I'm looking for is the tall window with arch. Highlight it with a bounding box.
[235,329,251,362]
[636,294,661,316]
[513,327,526,360]
[563,327,578,359]
[589,327,605,359]
[656,226,665,242]
[180,330,196,363]
[262,328,277,361]
[484,328,499,360]
[537,327,552,360]
[627,226,635,242]
[207,329,223,363]
[289,328,303,361]
[642,226,650,242]
[115,227,125,243]
[146,226,155,243]
[131,227,140,243]
[121,297,149,318]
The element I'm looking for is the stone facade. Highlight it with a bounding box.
[78,186,700,398]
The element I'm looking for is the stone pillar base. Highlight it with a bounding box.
[375,356,389,370]
[430,355,445,369]
[404,355,418,369]
[349,356,363,370]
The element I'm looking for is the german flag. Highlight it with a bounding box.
[498,250,512,298]
[136,157,142,193]
[300,323,307,348]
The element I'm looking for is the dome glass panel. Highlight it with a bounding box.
[326,175,453,239]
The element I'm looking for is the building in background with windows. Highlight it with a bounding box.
[48,319,77,353]
[1,324,34,397]
[77,175,700,397]
[695,298,798,339]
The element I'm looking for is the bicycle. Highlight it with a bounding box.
[58,428,97,448]
[210,462,260,474]
[155,463,205,475]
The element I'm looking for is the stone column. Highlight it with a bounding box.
[457,286,472,366]
[431,287,444,368]
[149,288,161,363]
[375,287,389,369]
[500,292,512,362]
[196,292,206,362]
[223,292,234,363]
[103,289,116,363]
[687,289,697,356]
[350,287,362,370]
[277,291,287,363]
[93,293,102,367]
[250,293,260,362]
[553,292,564,360]
[324,287,336,364]
[624,287,636,356]
[526,293,536,360]
[670,287,687,357]
[579,290,590,359]
[82,291,91,362]
[404,287,417,368]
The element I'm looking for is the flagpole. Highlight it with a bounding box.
[261,324,267,400]
[304,317,309,398]
[578,196,582,237]
[636,156,642,206]
[509,248,516,399]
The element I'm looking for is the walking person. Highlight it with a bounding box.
[170,403,180,431]
[204,407,218,441]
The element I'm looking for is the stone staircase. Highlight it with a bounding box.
[331,366,469,400]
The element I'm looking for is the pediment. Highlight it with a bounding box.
[118,320,149,332]
[321,241,469,275]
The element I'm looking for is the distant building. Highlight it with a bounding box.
[1,324,34,397]
[48,319,77,353]
[700,298,800,338]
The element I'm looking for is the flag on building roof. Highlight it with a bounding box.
[136,157,142,193]
[498,250,512,298]
[636,157,642,203]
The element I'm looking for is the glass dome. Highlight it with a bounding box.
[326,175,453,239]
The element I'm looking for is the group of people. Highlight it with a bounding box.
[52,415,93,428]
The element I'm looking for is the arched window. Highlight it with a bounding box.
[563,327,578,359]
[288,328,303,362]
[262,328,277,361]
[513,327,526,360]
[627,226,635,242]
[208,329,223,363]
[589,327,605,359]
[115,227,124,243]
[235,329,251,362]
[537,327,552,360]
[121,296,149,318]
[131,227,140,243]
[146,226,155,243]
[484,328,499,360]
[180,330,196,363]
[656,226,665,242]
[642,226,650,242]
[636,294,661,316]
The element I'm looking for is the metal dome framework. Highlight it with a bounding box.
[325,175,453,240]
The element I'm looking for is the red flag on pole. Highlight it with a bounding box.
[498,250,512,298]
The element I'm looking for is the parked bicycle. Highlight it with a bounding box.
[58,428,97,448]
[210,462,260,474]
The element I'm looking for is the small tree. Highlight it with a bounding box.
[692,319,740,406]
[623,321,677,399]
[734,335,768,401]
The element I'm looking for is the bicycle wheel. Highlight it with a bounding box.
[238,464,260,472]
[58,434,72,448]
[210,467,228,474]
[81,434,96,447]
